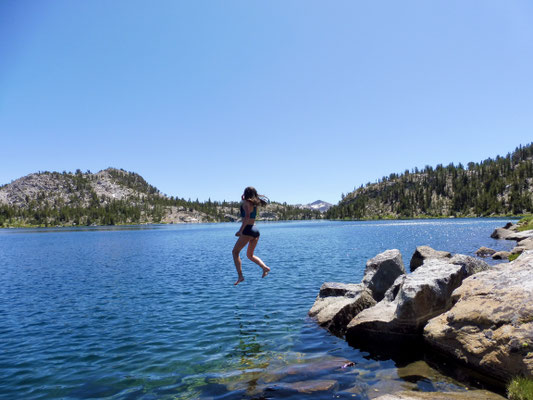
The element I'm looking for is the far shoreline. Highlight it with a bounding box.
[0,215,522,230]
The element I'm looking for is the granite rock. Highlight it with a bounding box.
[309,283,376,336]
[491,251,511,260]
[409,246,452,272]
[424,250,533,382]
[449,254,490,276]
[346,259,466,340]
[363,249,406,301]
[475,246,496,257]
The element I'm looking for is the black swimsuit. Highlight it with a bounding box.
[242,224,260,238]
[240,204,260,238]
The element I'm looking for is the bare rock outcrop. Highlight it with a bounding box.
[308,283,376,336]
[449,254,490,276]
[346,259,467,341]
[424,250,533,382]
[309,249,406,336]
[362,249,406,301]
[409,246,451,272]
[490,222,533,258]
[490,226,514,239]
[512,237,533,254]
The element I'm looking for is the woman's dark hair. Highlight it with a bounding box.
[243,186,268,206]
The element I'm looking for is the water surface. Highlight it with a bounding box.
[0,219,515,399]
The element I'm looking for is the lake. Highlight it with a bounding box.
[0,219,516,399]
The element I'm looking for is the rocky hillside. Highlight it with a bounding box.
[327,143,533,219]
[0,168,321,227]
[295,200,333,213]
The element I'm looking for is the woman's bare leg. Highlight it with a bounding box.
[233,236,251,285]
[246,237,270,278]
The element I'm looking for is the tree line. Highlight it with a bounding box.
[327,143,533,220]
[0,169,321,227]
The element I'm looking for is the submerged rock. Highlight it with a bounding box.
[409,246,451,272]
[424,250,533,382]
[263,379,337,394]
[373,390,506,400]
[475,246,496,257]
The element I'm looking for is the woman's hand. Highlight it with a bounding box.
[235,231,241,237]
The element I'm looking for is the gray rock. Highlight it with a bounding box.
[409,246,451,272]
[511,237,533,254]
[362,249,406,301]
[475,246,496,257]
[449,254,490,276]
[492,251,511,260]
[424,250,533,382]
[346,259,466,340]
[505,229,533,242]
[318,282,366,298]
[490,226,514,239]
[309,283,376,336]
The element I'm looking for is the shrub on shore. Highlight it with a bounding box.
[508,376,533,400]
[517,215,533,232]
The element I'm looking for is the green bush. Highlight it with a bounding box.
[508,376,533,400]
[517,215,533,232]
[509,252,522,262]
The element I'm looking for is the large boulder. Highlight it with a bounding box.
[346,259,466,341]
[362,249,406,301]
[409,246,451,272]
[424,250,533,382]
[449,254,490,276]
[490,226,514,239]
[309,283,376,336]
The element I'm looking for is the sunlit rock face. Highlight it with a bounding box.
[424,250,533,382]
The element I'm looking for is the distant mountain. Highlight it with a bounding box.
[326,143,533,220]
[0,168,322,227]
[295,200,332,213]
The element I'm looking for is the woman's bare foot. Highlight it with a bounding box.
[234,276,245,285]
[262,267,270,278]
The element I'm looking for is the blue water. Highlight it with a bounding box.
[0,219,516,399]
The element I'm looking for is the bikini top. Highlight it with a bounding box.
[240,203,257,219]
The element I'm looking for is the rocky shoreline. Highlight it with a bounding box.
[309,222,533,398]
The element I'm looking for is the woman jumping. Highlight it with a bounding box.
[232,187,270,285]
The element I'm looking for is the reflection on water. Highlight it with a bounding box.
[0,219,514,399]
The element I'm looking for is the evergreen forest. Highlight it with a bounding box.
[326,143,533,220]
[0,168,320,227]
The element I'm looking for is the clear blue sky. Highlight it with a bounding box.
[1,1,532,204]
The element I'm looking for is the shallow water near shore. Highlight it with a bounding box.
[0,219,516,399]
